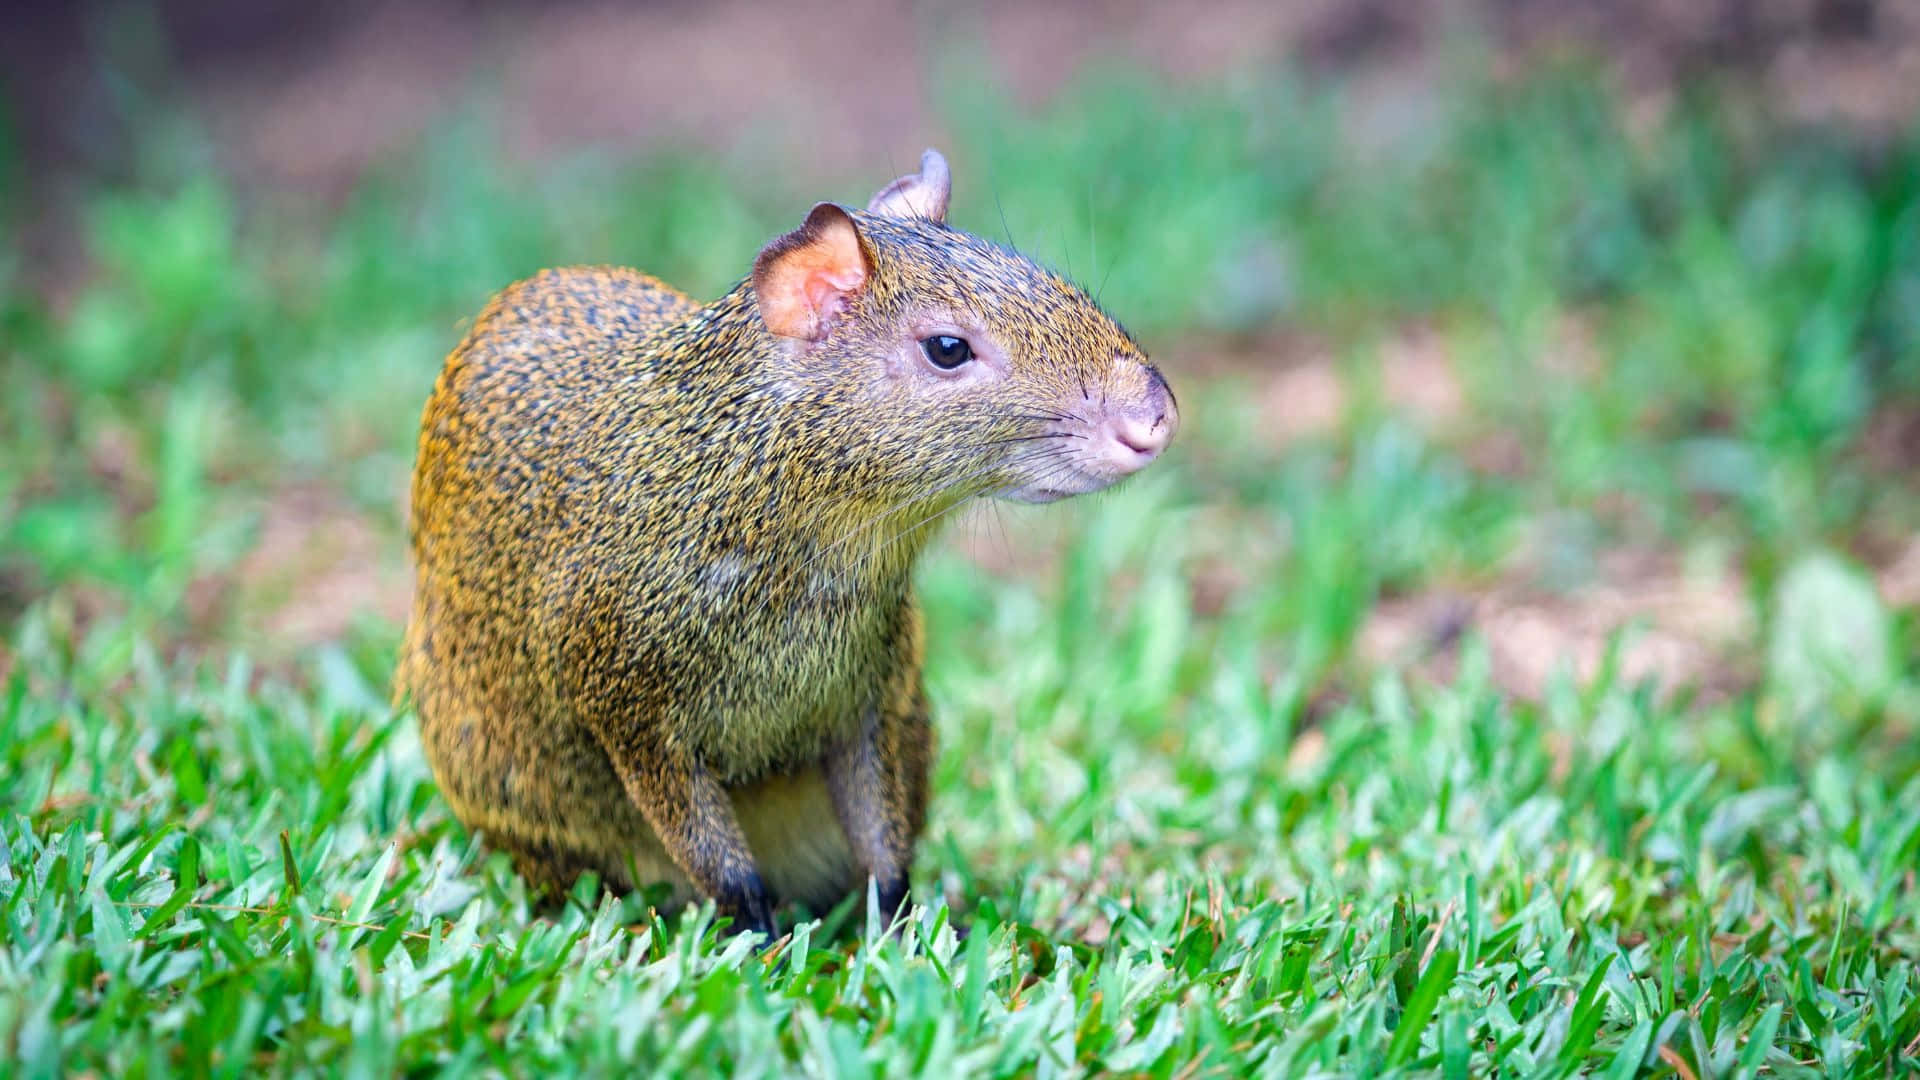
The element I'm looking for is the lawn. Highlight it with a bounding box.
[3,47,1919,1077]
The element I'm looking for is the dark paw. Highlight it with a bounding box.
[720,869,778,939]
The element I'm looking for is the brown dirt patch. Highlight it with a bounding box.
[16,0,1918,210]
[1358,546,1756,700]
[1877,535,1920,611]
[222,484,411,649]
[1260,358,1349,445]
[1253,324,1469,449]
[1861,399,1920,474]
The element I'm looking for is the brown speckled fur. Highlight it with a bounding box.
[395,153,1168,935]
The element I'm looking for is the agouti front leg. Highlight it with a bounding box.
[823,613,933,924]
[601,733,778,937]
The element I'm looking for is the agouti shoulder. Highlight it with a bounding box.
[397,150,1176,936]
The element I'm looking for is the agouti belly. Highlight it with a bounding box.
[728,769,859,909]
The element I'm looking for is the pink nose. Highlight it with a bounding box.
[1112,415,1170,457]
[1097,385,1177,475]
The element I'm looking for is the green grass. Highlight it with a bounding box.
[5,532,1918,1075]
[3,44,1920,1077]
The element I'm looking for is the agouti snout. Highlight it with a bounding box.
[397,148,1174,937]
[999,359,1178,503]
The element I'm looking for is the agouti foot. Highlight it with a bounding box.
[729,916,778,940]
[721,870,779,940]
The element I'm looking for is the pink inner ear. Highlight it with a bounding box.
[754,204,871,340]
[806,267,865,328]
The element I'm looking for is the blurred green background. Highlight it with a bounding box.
[3,1,1919,1074]
[5,0,1919,686]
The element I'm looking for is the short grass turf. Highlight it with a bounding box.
[4,56,1920,1077]
[6,535,1920,1075]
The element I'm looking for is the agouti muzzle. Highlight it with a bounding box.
[397,150,1176,936]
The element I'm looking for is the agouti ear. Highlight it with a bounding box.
[866,148,950,223]
[752,203,871,342]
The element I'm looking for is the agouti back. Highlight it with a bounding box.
[396,150,1176,935]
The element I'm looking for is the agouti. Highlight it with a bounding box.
[395,150,1176,936]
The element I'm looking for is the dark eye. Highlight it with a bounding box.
[920,335,973,370]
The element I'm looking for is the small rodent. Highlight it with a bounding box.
[395,150,1176,936]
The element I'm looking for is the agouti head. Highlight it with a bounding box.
[752,149,1177,512]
